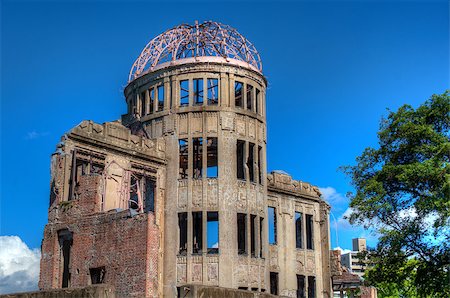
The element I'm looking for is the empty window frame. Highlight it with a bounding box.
[140,90,147,116]
[248,142,255,182]
[207,78,218,105]
[149,88,155,114]
[246,84,253,111]
[270,272,279,295]
[207,212,219,254]
[178,212,187,255]
[306,214,314,249]
[193,78,203,105]
[235,81,244,108]
[192,212,203,254]
[250,214,257,257]
[237,213,247,255]
[89,267,106,284]
[207,137,218,178]
[193,137,203,179]
[143,177,155,212]
[256,88,260,114]
[258,146,263,184]
[237,140,245,180]
[307,276,316,298]
[179,139,188,179]
[157,85,164,111]
[58,229,73,288]
[295,212,303,249]
[180,80,189,106]
[69,150,105,200]
[268,207,277,245]
[259,217,264,258]
[297,275,306,298]
[129,174,140,210]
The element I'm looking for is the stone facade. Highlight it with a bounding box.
[38,22,334,298]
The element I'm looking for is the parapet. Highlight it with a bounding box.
[267,170,322,200]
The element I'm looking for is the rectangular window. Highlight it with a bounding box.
[179,139,188,179]
[149,88,155,114]
[207,137,218,178]
[180,80,189,106]
[296,212,303,249]
[246,84,253,111]
[248,143,255,182]
[256,88,260,114]
[306,214,314,249]
[258,146,263,184]
[237,213,247,255]
[192,211,203,254]
[58,229,73,288]
[297,275,305,298]
[308,276,316,298]
[270,272,278,295]
[207,78,218,105]
[157,85,164,111]
[207,212,219,254]
[143,177,155,212]
[140,90,146,116]
[235,81,243,108]
[129,174,140,210]
[193,137,203,179]
[260,217,264,258]
[193,78,203,105]
[237,140,245,180]
[178,213,187,255]
[250,214,256,257]
[268,207,277,245]
[89,267,105,284]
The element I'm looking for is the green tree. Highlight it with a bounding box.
[342,91,450,297]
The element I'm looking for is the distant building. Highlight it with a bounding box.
[340,238,369,279]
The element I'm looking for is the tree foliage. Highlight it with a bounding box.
[342,91,450,297]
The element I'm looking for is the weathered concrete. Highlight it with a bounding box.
[0,285,115,298]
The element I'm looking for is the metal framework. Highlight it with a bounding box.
[129,21,262,82]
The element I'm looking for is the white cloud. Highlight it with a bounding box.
[319,186,347,205]
[0,236,40,294]
[333,246,352,255]
[25,130,49,140]
[212,242,219,248]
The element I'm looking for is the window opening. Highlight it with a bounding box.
[260,217,264,258]
[179,139,188,179]
[178,213,187,255]
[207,138,218,178]
[258,146,262,184]
[296,212,303,249]
[207,212,219,254]
[90,267,106,284]
[237,140,245,180]
[193,78,203,105]
[143,177,155,212]
[246,84,253,111]
[297,275,305,298]
[207,78,218,105]
[68,150,104,201]
[193,138,203,179]
[129,174,141,211]
[308,276,316,298]
[157,85,164,111]
[192,212,203,254]
[248,143,255,182]
[235,81,243,108]
[180,80,189,106]
[149,88,155,114]
[58,229,73,288]
[250,214,256,257]
[237,213,247,255]
[306,214,314,249]
[270,272,278,295]
[140,91,146,116]
[256,88,260,114]
[268,207,277,244]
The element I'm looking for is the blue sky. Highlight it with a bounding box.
[1,0,448,257]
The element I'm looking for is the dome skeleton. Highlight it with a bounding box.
[128,21,262,82]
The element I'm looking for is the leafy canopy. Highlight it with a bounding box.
[342,91,450,297]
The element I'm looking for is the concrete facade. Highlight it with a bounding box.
[38,21,334,297]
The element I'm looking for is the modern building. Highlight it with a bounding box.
[340,238,368,279]
[38,21,335,297]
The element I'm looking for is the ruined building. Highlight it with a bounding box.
[39,21,333,297]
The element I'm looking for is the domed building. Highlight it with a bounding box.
[38,21,334,297]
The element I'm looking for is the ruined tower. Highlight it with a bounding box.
[39,21,332,297]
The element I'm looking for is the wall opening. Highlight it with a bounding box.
[207,78,218,105]
[268,207,277,245]
[58,229,73,288]
[180,80,189,106]
[143,177,155,212]
[297,274,305,298]
[207,212,219,254]
[308,276,316,298]
[306,214,314,249]
[68,150,104,200]
[250,214,256,257]
[149,88,155,114]
[207,137,218,178]
[178,212,187,255]
[192,211,203,254]
[256,88,260,114]
[295,212,303,249]
[248,142,255,182]
[193,138,203,179]
[193,78,203,105]
[157,85,164,111]
[246,84,253,111]
[140,90,146,116]
[259,217,264,258]
[179,139,188,179]
[89,267,106,284]
[237,140,245,180]
[237,213,247,255]
[270,272,278,295]
[235,81,243,108]
[258,146,262,184]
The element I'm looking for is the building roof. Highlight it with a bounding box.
[128,21,262,82]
